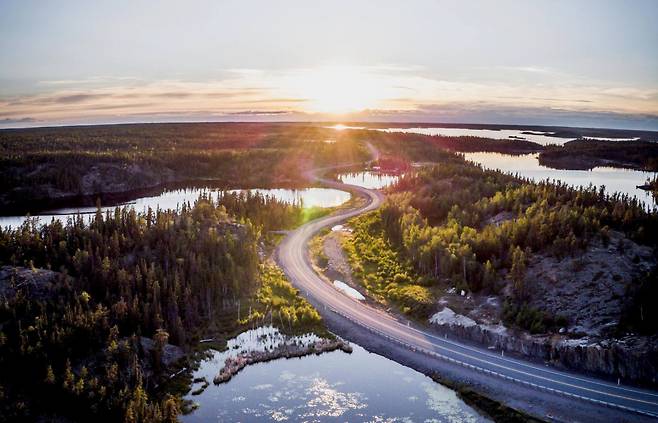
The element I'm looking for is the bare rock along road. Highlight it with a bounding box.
[276,157,658,420]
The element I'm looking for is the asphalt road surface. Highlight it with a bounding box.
[276,166,658,419]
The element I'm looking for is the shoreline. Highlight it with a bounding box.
[0,176,310,217]
[314,302,657,423]
[274,156,658,421]
[213,337,352,384]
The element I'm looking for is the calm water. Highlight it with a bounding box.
[183,326,488,423]
[463,152,657,209]
[332,125,642,146]
[337,171,401,189]
[379,127,572,145]
[0,187,351,230]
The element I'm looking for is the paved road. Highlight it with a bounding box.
[276,167,658,419]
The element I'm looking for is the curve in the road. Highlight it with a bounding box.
[275,165,658,419]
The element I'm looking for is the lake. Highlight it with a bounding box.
[329,125,657,209]
[331,125,643,146]
[183,326,488,423]
[0,187,351,230]
[463,152,657,209]
[379,127,572,145]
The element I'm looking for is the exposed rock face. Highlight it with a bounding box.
[526,231,655,337]
[2,162,177,206]
[484,211,515,227]
[138,336,185,369]
[553,336,658,385]
[0,266,61,301]
[429,307,658,386]
[78,163,175,197]
[429,229,657,386]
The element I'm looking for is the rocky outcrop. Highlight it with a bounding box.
[1,162,178,210]
[429,307,658,386]
[138,336,185,368]
[429,228,658,386]
[552,336,658,385]
[0,266,61,301]
[526,231,655,337]
[78,163,175,197]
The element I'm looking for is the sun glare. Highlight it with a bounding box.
[288,66,388,114]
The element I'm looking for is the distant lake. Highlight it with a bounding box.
[379,127,573,145]
[332,125,643,146]
[182,326,488,422]
[463,152,657,209]
[0,187,351,230]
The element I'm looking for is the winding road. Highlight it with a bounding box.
[275,159,658,419]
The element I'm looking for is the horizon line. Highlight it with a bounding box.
[2,119,658,134]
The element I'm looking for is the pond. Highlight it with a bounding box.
[183,326,488,423]
[337,171,401,189]
[0,187,351,230]
[463,152,657,209]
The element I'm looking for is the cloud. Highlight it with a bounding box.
[495,95,593,104]
[38,76,142,86]
[2,65,658,130]
[86,102,157,111]
[345,104,658,130]
[55,93,108,104]
[226,110,293,116]
[0,117,37,124]
[498,66,554,74]
[152,92,193,99]
[250,98,307,104]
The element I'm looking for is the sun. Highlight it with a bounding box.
[288,66,386,114]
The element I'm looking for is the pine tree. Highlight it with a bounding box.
[510,246,527,300]
[45,365,55,384]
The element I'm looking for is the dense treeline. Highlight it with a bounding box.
[354,130,542,162]
[0,192,315,422]
[539,139,658,171]
[4,123,655,210]
[346,158,658,332]
[343,212,434,318]
[0,123,369,210]
[217,190,328,233]
[354,123,658,142]
[350,128,658,173]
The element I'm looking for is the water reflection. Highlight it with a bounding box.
[0,187,351,229]
[337,171,401,189]
[331,125,642,146]
[380,127,571,145]
[183,327,488,423]
[463,152,657,209]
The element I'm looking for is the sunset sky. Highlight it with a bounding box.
[1,0,657,129]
